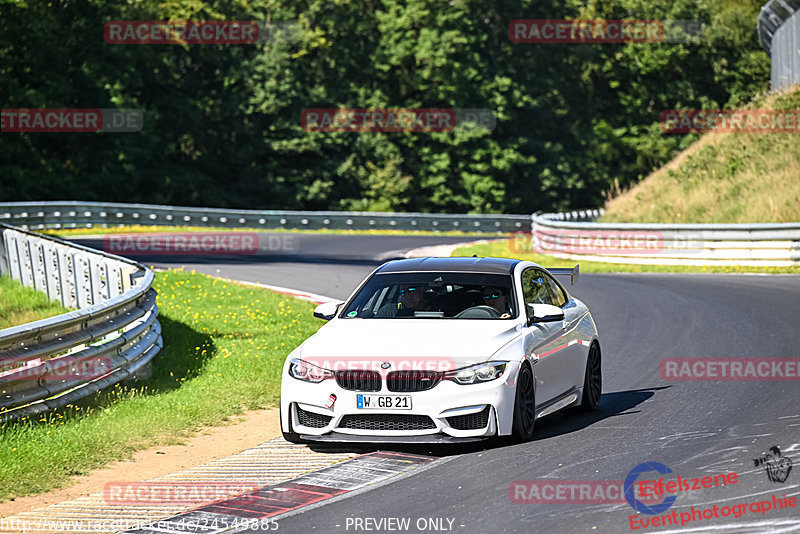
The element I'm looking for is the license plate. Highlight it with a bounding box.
[356,394,412,410]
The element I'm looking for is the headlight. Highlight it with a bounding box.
[445,361,508,385]
[288,358,334,383]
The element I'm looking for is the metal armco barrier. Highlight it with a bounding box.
[530,211,800,266]
[758,0,800,90]
[2,202,797,266]
[0,201,529,233]
[0,223,162,422]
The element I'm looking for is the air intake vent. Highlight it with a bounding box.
[338,414,436,431]
[296,406,332,428]
[446,406,490,430]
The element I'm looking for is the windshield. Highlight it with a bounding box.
[341,272,516,319]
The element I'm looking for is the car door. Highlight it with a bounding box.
[520,268,571,406]
[545,273,587,392]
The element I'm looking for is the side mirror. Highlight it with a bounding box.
[528,303,565,325]
[313,301,343,321]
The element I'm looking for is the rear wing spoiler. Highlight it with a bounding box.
[546,265,579,286]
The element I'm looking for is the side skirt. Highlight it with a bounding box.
[535,387,579,419]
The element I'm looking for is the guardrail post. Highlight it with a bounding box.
[57,247,75,308]
[121,266,136,292]
[0,228,8,277]
[42,244,58,302]
[108,264,122,298]
[73,253,91,309]
[88,258,104,304]
[29,240,47,294]
[6,234,21,282]
[20,239,34,287]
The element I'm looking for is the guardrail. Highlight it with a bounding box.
[0,201,530,234]
[530,211,800,266]
[0,223,162,422]
[758,0,800,90]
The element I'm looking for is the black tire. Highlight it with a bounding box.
[579,342,602,411]
[511,363,536,442]
[280,406,306,444]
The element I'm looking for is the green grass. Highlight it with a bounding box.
[602,86,800,224]
[0,269,323,501]
[0,277,69,330]
[452,237,800,274]
[43,224,493,239]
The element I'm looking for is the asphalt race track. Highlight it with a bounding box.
[72,233,472,299]
[74,233,800,534]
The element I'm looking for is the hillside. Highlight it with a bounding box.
[602,86,800,223]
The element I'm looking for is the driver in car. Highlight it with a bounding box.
[376,284,430,317]
[482,287,511,318]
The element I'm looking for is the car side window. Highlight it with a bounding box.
[522,269,556,316]
[545,275,567,307]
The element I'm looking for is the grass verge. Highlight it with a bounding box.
[0,277,69,330]
[0,269,322,501]
[43,225,494,239]
[452,238,800,274]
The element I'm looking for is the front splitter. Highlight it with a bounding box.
[299,431,489,444]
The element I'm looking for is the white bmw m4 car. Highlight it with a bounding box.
[280,256,601,444]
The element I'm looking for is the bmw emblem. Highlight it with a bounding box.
[380,362,391,369]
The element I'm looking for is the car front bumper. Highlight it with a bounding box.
[280,363,520,442]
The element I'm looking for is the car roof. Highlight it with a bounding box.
[376,256,520,275]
